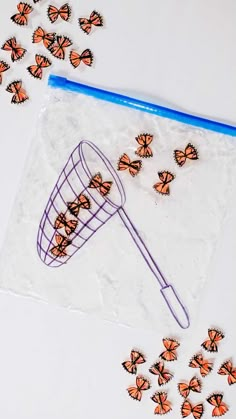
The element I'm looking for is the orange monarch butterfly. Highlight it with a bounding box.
[69,49,93,68]
[89,173,112,197]
[47,3,71,23]
[11,2,33,26]
[153,171,175,195]
[117,154,142,177]
[6,80,29,104]
[181,400,204,419]
[207,393,228,417]
[0,61,10,84]
[149,361,173,386]
[135,133,153,158]
[127,376,150,401]
[201,328,224,353]
[50,233,72,258]
[79,10,103,35]
[159,338,180,361]
[49,35,72,60]
[178,376,202,399]
[189,353,213,378]
[67,194,91,217]
[174,143,198,167]
[2,37,26,62]
[32,27,55,49]
[218,360,236,386]
[54,213,78,236]
[122,350,146,374]
[151,391,172,415]
[27,55,51,80]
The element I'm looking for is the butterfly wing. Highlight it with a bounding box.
[100,181,112,196]
[48,5,59,23]
[118,153,130,171]
[136,376,150,391]
[65,219,78,235]
[218,361,236,385]
[174,149,186,167]
[32,26,45,43]
[89,173,103,188]
[128,160,142,177]
[58,3,71,21]
[69,51,81,68]
[80,49,93,66]
[90,10,103,27]
[0,61,10,84]
[78,17,91,34]
[200,359,213,377]
[189,376,201,393]
[185,143,198,161]
[127,386,142,401]
[192,403,204,419]
[54,213,66,229]
[78,194,91,209]
[122,361,136,374]
[131,350,145,365]
[181,400,193,418]
[178,383,190,399]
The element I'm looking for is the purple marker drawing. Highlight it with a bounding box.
[37,140,190,329]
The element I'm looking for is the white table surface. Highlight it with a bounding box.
[0,1,235,418]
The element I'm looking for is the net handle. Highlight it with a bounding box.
[118,207,190,329]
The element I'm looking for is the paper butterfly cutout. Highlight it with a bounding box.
[189,353,213,377]
[207,393,228,417]
[135,133,153,158]
[2,37,26,62]
[181,400,204,419]
[32,27,55,49]
[0,61,10,84]
[151,392,172,415]
[218,360,236,386]
[159,338,180,361]
[67,194,91,217]
[122,350,146,374]
[118,153,142,177]
[149,361,173,386]
[79,10,103,35]
[69,49,93,68]
[89,173,112,196]
[178,376,201,398]
[174,143,198,167]
[54,213,78,236]
[27,55,51,80]
[127,376,150,401]
[6,80,29,104]
[201,328,224,353]
[50,233,71,258]
[49,35,72,60]
[47,3,71,23]
[11,2,33,26]
[153,171,175,195]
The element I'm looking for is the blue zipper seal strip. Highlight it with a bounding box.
[48,74,236,137]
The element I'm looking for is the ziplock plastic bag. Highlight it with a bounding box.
[0,74,236,331]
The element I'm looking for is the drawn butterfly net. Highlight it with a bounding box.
[0,75,236,333]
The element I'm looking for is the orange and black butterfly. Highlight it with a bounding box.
[6,80,29,104]
[174,143,198,167]
[178,377,202,399]
[181,400,204,419]
[32,27,55,49]
[201,328,224,353]
[69,49,93,68]
[54,213,78,236]
[89,173,112,197]
[149,361,173,386]
[2,37,26,62]
[27,55,51,80]
[48,3,71,23]
[50,233,72,258]
[135,133,153,158]
[218,360,236,386]
[49,35,72,60]
[0,61,10,85]
[127,376,150,401]
[122,350,146,374]
[189,353,213,378]
[11,2,33,26]
[79,10,103,35]
[159,338,180,362]
[207,393,228,417]
[151,391,172,415]
[67,194,91,217]
[153,171,175,195]
[118,154,142,177]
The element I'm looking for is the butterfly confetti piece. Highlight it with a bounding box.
[89,173,112,196]
[207,393,229,417]
[174,143,198,167]
[149,361,173,386]
[0,61,10,84]
[79,10,103,35]
[135,133,153,158]
[127,376,150,401]
[201,328,224,353]
[151,391,172,415]
[6,80,29,104]
[67,194,91,217]
[32,27,55,49]
[159,338,180,361]
[11,2,33,26]
[49,35,72,60]
[218,360,236,386]
[27,54,51,80]
[117,153,142,177]
[181,400,204,419]
[54,213,78,236]
[2,37,26,62]
[178,377,202,399]
[122,350,146,374]
[50,233,72,258]
[189,353,213,378]
[69,49,93,68]
[153,171,175,195]
[48,3,71,23]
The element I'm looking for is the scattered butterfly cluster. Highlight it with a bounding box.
[50,173,113,258]
[122,329,235,417]
[117,134,199,195]
[1,2,104,104]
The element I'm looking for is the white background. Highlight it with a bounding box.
[0,0,236,418]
